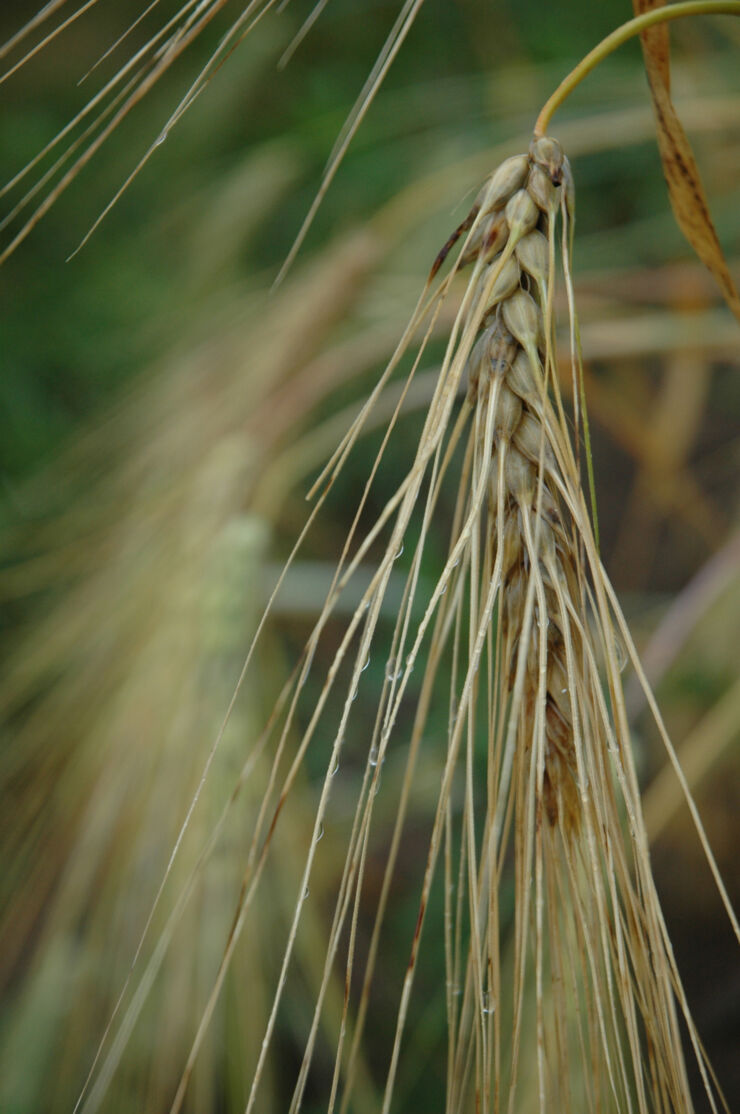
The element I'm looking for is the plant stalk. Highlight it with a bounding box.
[535,1,740,136]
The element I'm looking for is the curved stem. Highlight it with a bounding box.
[534,1,740,137]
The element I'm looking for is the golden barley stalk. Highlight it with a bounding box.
[82,132,735,1114]
[307,136,705,1113]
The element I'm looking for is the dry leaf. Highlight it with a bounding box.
[633,0,740,321]
[633,0,671,90]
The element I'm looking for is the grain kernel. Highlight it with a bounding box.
[513,411,549,464]
[475,255,521,316]
[499,512,522,576]
[530,136,566,185]
[528,164,559,212]
[495,383,523,440]
[515,230,549,283]
[504,446,536,503]
[461,212,508,266]
[503,569,525,629]
[507,349,540,404]
[478,154,529,214]
[485,327,519,374]
[534,516,558,563]
[466,326,517,401]
[502,289,542,351]
[504,189,539,240]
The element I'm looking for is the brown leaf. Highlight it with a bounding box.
[633,0,671,91]
[633,0,740,321]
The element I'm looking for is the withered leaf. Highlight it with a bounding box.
[633,0,740,321]
[633,0,671,90]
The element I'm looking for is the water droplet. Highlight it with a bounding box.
[303,886,309,900]
[361,655,370,672]
[482,991,494,1015]
[154,129,168,146]
[405,654,414,673]
[451,556,460,569]
[330,760,339,778]
[351,686,359,702]
[386,658,396,682]
[315,824,324,843]
[369,744,378,767]
[561,687,568,695]
[373,773,382,796]
[439,581,448,595]
[394,543,404,560]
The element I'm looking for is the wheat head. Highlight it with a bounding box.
[177,134,733,1113]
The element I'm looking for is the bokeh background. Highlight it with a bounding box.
[1,1,739,1110]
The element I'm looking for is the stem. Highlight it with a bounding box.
[534,1,740,136]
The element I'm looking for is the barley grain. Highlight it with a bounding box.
[428,134,715,1112]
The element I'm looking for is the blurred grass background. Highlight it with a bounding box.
[1,0,739,1110]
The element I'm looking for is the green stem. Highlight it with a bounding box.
[535,1,740,136]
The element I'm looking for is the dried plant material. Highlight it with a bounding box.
[0,217,391,1114]
[633,0,672,89]
[0,0,425,265]
[634,0,740,320]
